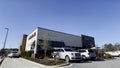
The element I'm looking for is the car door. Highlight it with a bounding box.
[58,49,65,59]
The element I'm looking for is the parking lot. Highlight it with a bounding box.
[1,57,120,68]
[66,57,120,68]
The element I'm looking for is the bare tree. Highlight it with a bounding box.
[42,35,52,57]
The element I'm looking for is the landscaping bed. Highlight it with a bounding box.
[23,57,65,66]
[21,51,65,66]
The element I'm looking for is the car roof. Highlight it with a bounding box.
[53,47,73,49]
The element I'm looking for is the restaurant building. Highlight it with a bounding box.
[25,27,95,58]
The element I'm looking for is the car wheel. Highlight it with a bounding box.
[82,55,87,60]
[91,57,96,60]
[119,54,120,57]
[65,56,70,63]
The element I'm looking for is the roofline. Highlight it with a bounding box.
[37,27,81,37]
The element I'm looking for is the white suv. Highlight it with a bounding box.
[78,49,96,60]
[52,48,81,62]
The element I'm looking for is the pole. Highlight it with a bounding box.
[3,28,9,49]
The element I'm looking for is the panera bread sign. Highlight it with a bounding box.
[28,32,36,40]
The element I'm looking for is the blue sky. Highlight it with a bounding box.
[0,0,120,49]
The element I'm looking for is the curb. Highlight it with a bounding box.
[20,58,71,68]
[19,58,47,68]
[0,57,5,65]
[57,63,71,67]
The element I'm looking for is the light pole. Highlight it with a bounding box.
[3,28,9,49]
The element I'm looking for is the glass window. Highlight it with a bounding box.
[58,49,64,52]
[64,48,73,52]
[79,50,86,52]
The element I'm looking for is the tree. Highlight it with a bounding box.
[104,43,115,51]
[114,43,120,50]
[42,37,52,57]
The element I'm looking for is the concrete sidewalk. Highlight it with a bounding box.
[1,58,60,68]
[0,57,70,68]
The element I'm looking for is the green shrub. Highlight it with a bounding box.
[21,51,31,58]
[55,59,65,65]
[103,53,113,59]
[43,56,49,61]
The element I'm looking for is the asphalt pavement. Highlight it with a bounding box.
[66,57,120,68]
[1,57,120,68]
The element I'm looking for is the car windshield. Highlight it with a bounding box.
[88,50,94,52]
[12,52,17,53]
[64,48,74,52]
[79,50,86,52]
[53,49,64,52]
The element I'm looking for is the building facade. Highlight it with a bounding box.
[25,27,95,57]
[80,35,95,49]
[19,34,28,54]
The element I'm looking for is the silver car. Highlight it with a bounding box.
[8,51,19,58]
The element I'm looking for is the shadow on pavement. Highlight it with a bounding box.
[91,58,105,61]
[70,60,92,63]
[58,63,71,67]
[69,58,105,64]
[57,58,106,67]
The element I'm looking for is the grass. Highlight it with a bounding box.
[54,59,65,65]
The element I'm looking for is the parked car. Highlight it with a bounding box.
[8,51,19,58]
[52,47,81,62]
[115,50,120,57]
[105,51,120,57]
[78,49,96,60]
